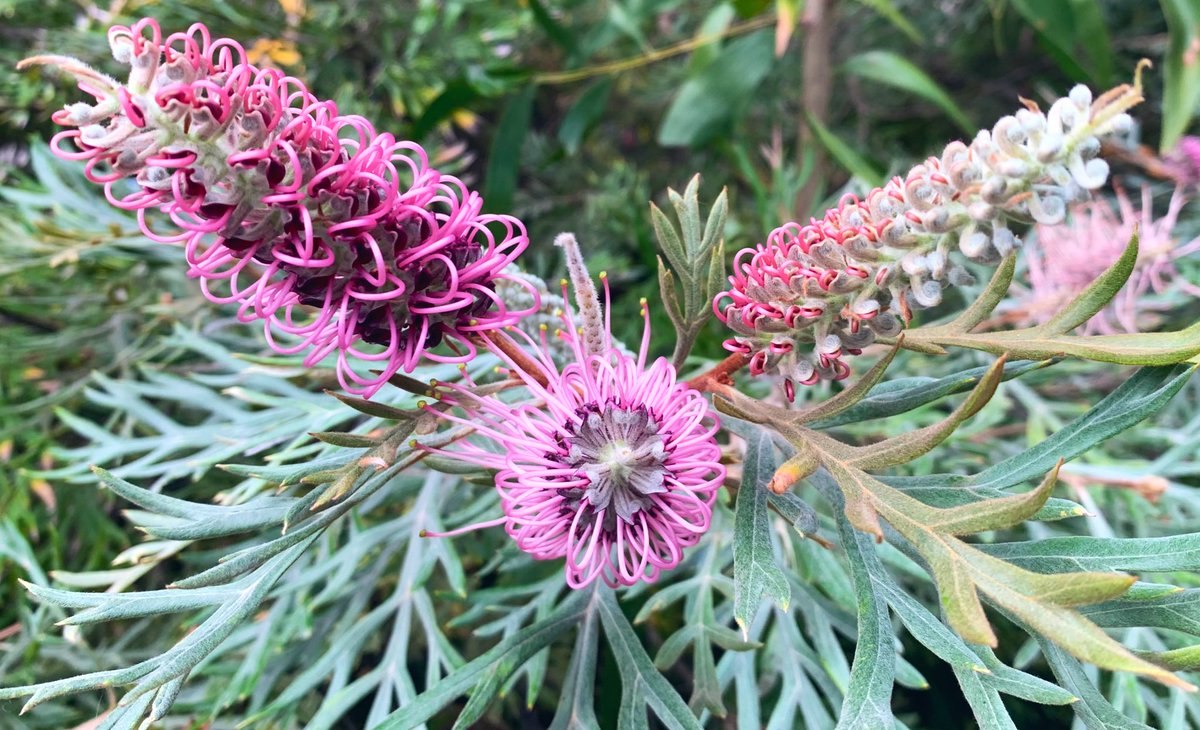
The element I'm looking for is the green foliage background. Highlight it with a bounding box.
[2,1,1200,729]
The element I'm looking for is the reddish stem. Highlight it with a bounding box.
[471,330,550,388]
[686,352,750,392]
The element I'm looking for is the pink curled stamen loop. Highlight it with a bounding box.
[38,17,535,397]
[421,275,723,587]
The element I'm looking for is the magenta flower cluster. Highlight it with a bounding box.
[427,285,725,588]
[30,18,729,588]
[34,19,534,396]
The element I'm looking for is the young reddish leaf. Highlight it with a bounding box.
[846,355,1006,470]
[928,460,1061,536]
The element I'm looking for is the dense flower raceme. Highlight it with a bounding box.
[425,272,725,588]
[23,19,534,396]
[716,81,1144,399]
[1010,184,1200,334]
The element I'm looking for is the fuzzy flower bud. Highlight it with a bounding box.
[23,19,537,397]
[714,76,1145,398]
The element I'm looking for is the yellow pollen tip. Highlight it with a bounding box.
[639,297,647,305]
[416,400,427,409]
[553,308,563,317]
[408,439,418,447]
[539,323,548,331]
[560,278,569,287]
[469,319,479,326]
[599,271,607,279]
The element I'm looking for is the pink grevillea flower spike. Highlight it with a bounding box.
[716,77,1146,400]
[424,234,725,588]
[22,18,535,397]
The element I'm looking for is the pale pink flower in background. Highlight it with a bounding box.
[1167,135,1200,187]
[1012,185,1200,334]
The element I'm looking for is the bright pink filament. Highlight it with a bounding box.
[425,294,725,588]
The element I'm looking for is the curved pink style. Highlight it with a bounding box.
[37,18,536,396]
[426,286,725,588]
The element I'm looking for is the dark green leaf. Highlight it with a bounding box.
[835,503,896,729]
[1038,640,1155,730]
[811,360,1049,428]
[548,595,601,730]
[972,646,1077,705]
[1009,0,1112,84]
[412,80,483,140]
[484,85,536,213]
[844,50,973,132]
[805,113,885,187]
[658,32,774,146]
[597,589,703,730]
[733,425,791,634]
[983,534,1200,574]
[558,79,612,155]
[853,0,923,43]
[972,365,1196,490]
[1161,0,1200,151]
[954,665,1017,730]
[768,491,819,536]
[309,431,381,448]
[376,588,588,730]
[529,0,578,57]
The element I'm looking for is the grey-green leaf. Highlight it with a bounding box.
[733,425,791,635]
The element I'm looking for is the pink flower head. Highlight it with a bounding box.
[27,18,535,396]
[1013,185,1200,334]
[426,281,725,588]
[715,83,1142,400]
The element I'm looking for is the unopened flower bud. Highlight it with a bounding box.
[713,76,1142,394]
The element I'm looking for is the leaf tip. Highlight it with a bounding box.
[1168,675,1197,692]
